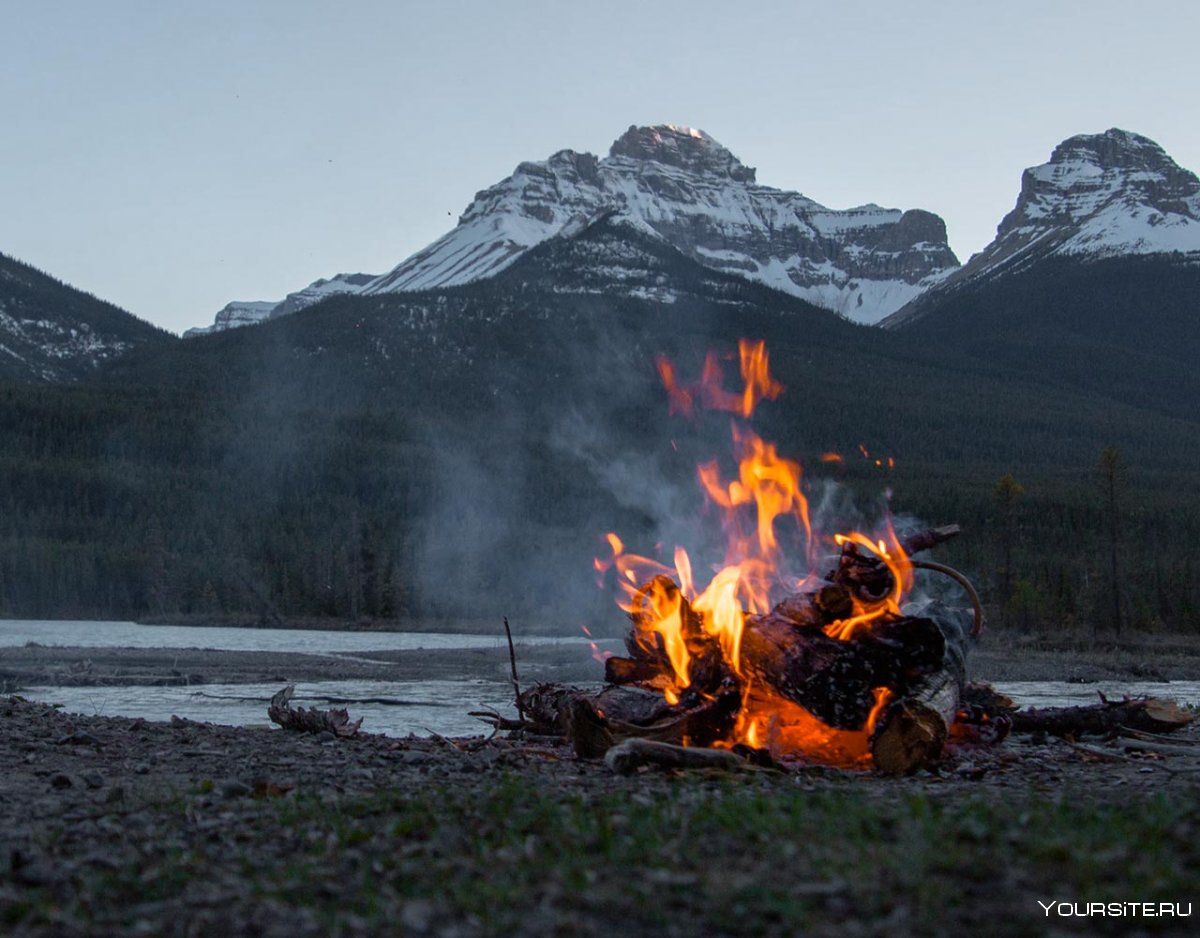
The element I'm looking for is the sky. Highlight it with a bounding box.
[2,0,1198,335]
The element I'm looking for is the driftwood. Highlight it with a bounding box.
[1009,696,1193,738]
[268,685,363,737]
[605,738,745,775]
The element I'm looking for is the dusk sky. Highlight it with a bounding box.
[2,0,1197,334]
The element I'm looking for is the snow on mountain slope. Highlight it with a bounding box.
[184,300,276,337]
[0,251,172,382]
[189,125,959,334]
[884,128,1200,327]
[362,125,959,325]
[185,272,377,338]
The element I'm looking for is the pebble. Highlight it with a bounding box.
[221,779,253,799]
[400,898,437,933]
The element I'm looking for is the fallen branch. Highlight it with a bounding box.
[267,685,362,738]
[605,738,745,775]
[1010,696,1193,738]
[1114,738,1200,759]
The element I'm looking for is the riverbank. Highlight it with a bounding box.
[3,632,1200,696]
[1,695,1197,936]
[0,641,610,694]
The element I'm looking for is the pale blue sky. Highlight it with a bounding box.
[2,0,1197,333]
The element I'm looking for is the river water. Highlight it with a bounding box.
[5,620,1199,736]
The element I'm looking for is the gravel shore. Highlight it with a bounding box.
[1,692,1197,936]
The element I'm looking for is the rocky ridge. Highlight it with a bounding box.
[885,128,1200,326]
[190,124,960,333]
[184,273,378,338]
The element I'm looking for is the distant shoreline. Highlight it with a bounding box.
[134,613,579,637]
[3,632,1200,694]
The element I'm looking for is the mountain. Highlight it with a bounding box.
[183,272,377,337]
[188,124,959,334]
[878,130,1200,425]
[885,128,1200,327]
[0,251,175,382]
[23,215,1200,630]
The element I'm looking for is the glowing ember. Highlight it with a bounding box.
[596,339,916,767]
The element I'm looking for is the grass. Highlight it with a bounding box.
[6,772,1197,936]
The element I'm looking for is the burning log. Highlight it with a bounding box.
[589,536,975,772]
[737,612,946,729]
[869,610,969,774]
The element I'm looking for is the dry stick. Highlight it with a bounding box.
[503,617,526,724]
[605,738,746,775]
[1114,738,1200,759]
[1119,725,1200,746]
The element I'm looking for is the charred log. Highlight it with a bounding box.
[569,685,740,759]
[738,613,946,730]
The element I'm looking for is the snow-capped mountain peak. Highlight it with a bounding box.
[190,124,961,334]
[882,128,1200,327]
[359,124,959,323]
[607,123,757,182]
[184,272,378,338]
[999,128,1200,257]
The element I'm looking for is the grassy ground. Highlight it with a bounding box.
[4,754,1197,937]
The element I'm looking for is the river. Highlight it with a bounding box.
[5,619,1199,736]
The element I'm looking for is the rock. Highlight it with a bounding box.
[220,779,253,799]
[49,771,74,789]
[56,731,101,747]
[9,849,58,887]
[400,898,437,933]
[81,770,105,790]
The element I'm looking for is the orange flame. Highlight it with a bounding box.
[596,340,913,768]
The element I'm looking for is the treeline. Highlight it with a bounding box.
[3,376,1199,637]
[4,226,1200,637]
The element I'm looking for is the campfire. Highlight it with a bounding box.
[451,339,1197,774]
[259,340,1196,772]
[519,340,981,773]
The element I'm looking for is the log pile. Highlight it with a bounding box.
[478,521,1195,774]
[510,525,977,773]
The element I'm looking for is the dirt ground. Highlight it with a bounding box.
[1,692,1198,937]
[2,633,1198,935]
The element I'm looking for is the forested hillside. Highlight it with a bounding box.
[0,252,175,382]
[2,224,1198,636]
